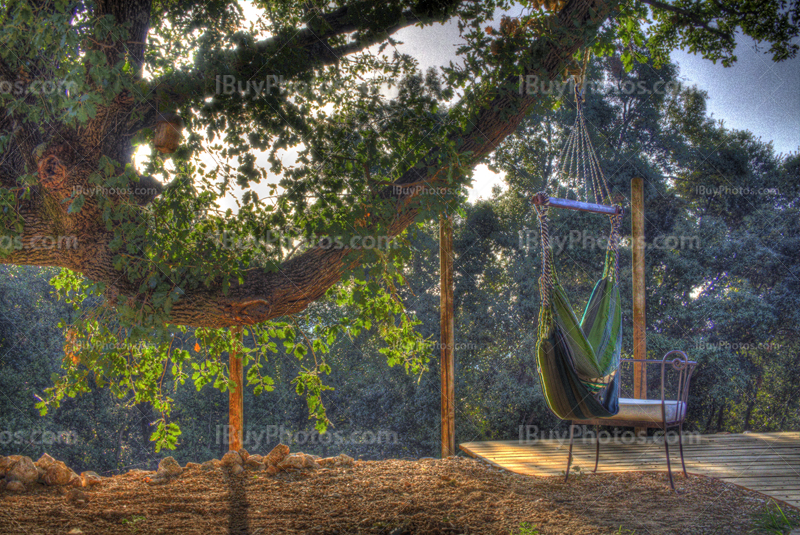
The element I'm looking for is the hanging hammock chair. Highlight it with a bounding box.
[533,83,624,421]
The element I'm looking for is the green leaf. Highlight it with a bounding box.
[67,194,85,214]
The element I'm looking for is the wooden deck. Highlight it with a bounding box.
[460,432,800,509]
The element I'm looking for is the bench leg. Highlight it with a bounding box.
[593,425,600,473]
[565,423,575,482]
[678,423,687,477]
[664,428,676,491]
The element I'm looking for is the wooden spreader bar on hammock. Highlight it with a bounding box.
[532,193,622,216]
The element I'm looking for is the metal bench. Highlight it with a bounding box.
[564,350,697,490]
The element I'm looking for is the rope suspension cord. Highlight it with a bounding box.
[534,75,624,307]
[531,56,625,421]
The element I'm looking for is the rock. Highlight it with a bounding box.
[318,454,355,468]
[336,454,355,467]
[244,458,266,471]
[81,471,103,487]
[145,475,170,486]
[35,453,57,470]
[237,448,249,462]
[156,457,182,479]
[265,465,279,476]
[6,480,26,492]
[264,444,290,467]
[247,454,263,464]
[185,462,201,470]
[201,460,220,471]
[229,463,244,476]
[6,456,39,485]
[277,453,318,471]
[44,461,74,486]
[69,471,83,487]
[220,451,243,468]
[68,529,84,535]
[276,453,302,471]
[66,489,89,505]
[0,456,11,476]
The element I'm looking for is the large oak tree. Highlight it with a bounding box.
[0,0,796,446]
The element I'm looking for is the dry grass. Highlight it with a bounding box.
[0,457,792,534]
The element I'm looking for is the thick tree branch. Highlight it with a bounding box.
[0,0,617,330]
[640,0,733,41]
[94,0,154,75]
[157,0,620,328]
[130,0,461,131]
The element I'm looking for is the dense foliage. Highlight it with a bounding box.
[1,52,797,472]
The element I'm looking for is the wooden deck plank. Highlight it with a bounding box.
[460,455,797,468]
[736,481,800,486]
[460,432,800,509]
[464,446,800,456]
[462,448,800,459]
[470,441,800,451]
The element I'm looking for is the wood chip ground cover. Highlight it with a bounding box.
[0,457,794,534]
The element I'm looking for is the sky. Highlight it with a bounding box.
[388,17,800,202]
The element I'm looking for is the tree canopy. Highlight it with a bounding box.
[0,0,797,448]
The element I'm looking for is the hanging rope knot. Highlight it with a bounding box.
[604,211,622,281]
[574,87,585,112]
[533,199,553,309]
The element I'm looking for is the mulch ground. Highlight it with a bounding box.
[0,457,794,535]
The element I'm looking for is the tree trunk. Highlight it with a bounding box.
[716,403,726,432]
[137,403,153,445]
[703,400,717,433]
[743,375,762,431]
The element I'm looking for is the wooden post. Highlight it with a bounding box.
[229,326,244,452]
[439,214,456,458]
[631,177,647,437]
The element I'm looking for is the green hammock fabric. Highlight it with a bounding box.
[535,210,622,421]
[537,273,622,420]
